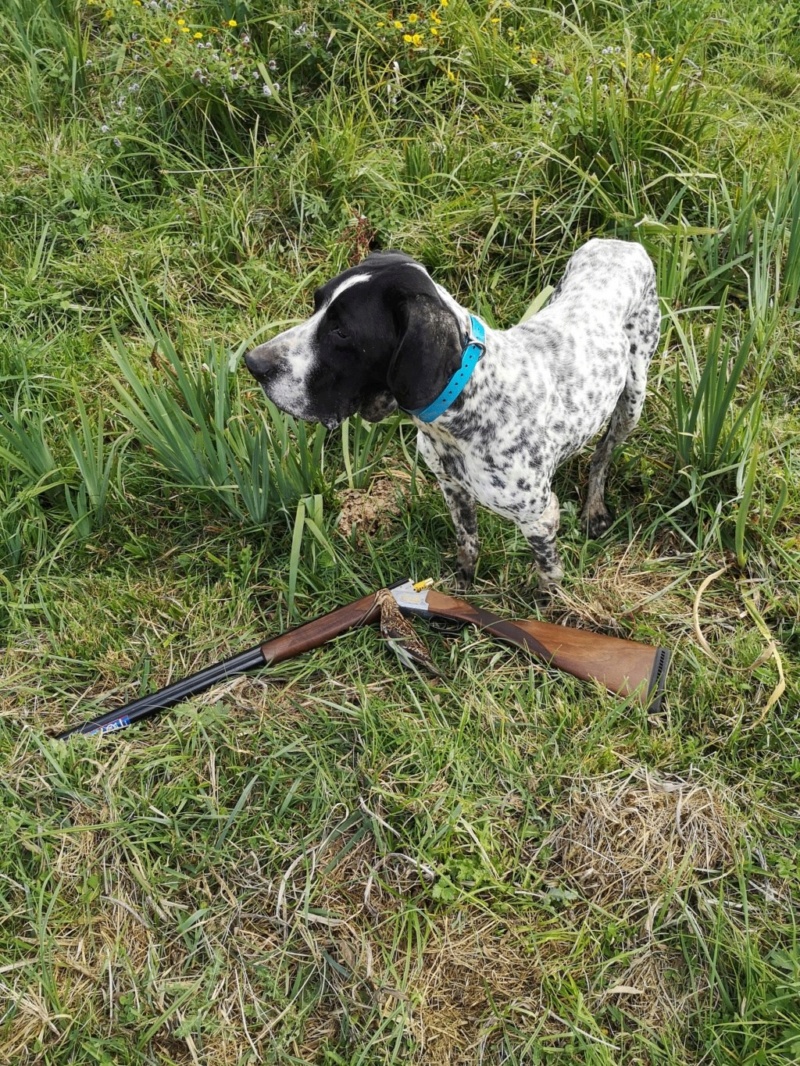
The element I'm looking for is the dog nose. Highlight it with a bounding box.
[244,343,280,381]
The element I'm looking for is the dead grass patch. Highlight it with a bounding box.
[546,765,743,906]
[598,942,704,1033]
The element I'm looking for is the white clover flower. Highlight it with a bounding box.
[262,84,272,96]
[101,124,110,132]
[268,59,277,70]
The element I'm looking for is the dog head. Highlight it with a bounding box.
[244,252,465,429]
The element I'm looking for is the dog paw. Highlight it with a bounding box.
[583,505,613,539]
[533,563,564,598]
[528,577,564,607]
[455,568,474,593]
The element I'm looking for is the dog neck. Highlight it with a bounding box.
[405,313,487,423]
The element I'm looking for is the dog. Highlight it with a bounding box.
[244,239,660,590]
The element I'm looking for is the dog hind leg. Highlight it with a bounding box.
[582,281,660,538]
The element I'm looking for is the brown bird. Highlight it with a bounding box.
[375,588,444,678]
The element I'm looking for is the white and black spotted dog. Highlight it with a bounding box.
[245,239,660,590]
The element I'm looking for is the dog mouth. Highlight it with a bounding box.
[253,381,342,432]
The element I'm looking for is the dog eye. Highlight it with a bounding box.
[330,327,349,340]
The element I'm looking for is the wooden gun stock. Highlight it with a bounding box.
[419,589,669,711]
[54,579,669,739]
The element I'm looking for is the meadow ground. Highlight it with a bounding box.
[0,1,799,1063]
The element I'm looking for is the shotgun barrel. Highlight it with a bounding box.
[55,588,388,739]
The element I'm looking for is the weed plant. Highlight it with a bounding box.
[1,1,799,1063]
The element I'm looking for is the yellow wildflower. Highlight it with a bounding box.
[408,12,418,22]
[393,20,403,28]
[411,32,423,44]
[491,17,500,23]
[228,19,237,27]
[529,54,538,64]
[104,8,113,17]
[403,33,413,42]
[180,26,189,32]
[446,68,455,80]
[377,21,384,27]
[162,36,172,44]
[440,0,448,6]
[194,31,203,38]
[430,25,439,35]
[177,17,185,25]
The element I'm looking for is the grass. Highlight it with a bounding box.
[1,0,799,1063]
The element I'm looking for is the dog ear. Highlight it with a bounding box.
[386,290,464,412]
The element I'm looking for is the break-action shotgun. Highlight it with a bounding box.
[55,579,669,739]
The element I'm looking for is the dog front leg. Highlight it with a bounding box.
[432,476,478,588]
[418,433,479,588]
[519,490,563,591]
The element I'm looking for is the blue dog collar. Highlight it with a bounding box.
[408,314,486,423]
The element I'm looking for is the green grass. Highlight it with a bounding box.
[1,1,799,1063]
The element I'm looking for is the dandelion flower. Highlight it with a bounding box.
[408,13,418,23]
[162,36,172,44]
[194,32,202,39]
[228,19,237,28]
[177,17,185,25]
[411,33,423,45]
[393,20,403,29]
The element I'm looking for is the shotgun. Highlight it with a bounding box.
[54,579,669,739]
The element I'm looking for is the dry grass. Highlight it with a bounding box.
[546,765,743,906]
